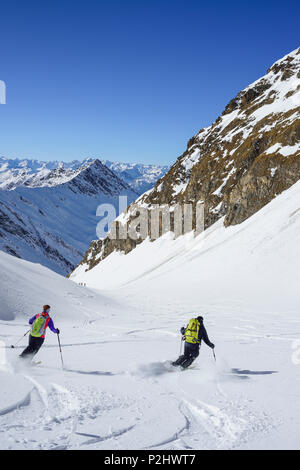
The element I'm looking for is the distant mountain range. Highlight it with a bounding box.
[101,160,169,194]
[75,47,300,274]
[0,157,169,194]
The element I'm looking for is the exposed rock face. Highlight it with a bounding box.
[73,47,300,274]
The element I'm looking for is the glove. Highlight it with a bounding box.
[180,327,185,335]
[211,343,215,349]
[56,328,60,334]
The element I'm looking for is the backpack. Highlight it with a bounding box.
[31,314,48,338]
[185,318,200,344]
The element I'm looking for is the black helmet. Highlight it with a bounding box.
[197,316,204,323]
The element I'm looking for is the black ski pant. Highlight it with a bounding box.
[20,335,44,359]
[173,342,200,369]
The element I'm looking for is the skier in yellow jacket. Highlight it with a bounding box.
[172,316,214,369]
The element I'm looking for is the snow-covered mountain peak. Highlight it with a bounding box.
[24,158,130,195]
[0,157,132,195]
[0,156,85,190]
[61,158,134,196]
[268,46,300,73]
[101,160,169,194]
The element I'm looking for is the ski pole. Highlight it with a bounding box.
[57,333,64,369]
[179,336,184,356]
[11,329,31,348]
[212,348,216,362]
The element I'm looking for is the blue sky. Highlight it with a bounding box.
[0,0,299,165]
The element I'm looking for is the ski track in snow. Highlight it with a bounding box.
[0,315,276,450]
[1,243,297,450]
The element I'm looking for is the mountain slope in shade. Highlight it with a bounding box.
[77,47,300,273]
[0,159,137,275]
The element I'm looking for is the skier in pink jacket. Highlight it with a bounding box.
[20,305,60,359]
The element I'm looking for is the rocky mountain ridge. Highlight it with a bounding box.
[77,47,300,273]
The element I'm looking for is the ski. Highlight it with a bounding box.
[31,361,42,366]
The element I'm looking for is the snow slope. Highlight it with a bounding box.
[71,177,300,314]
[1,180,300,449]
[0,250,113,322]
